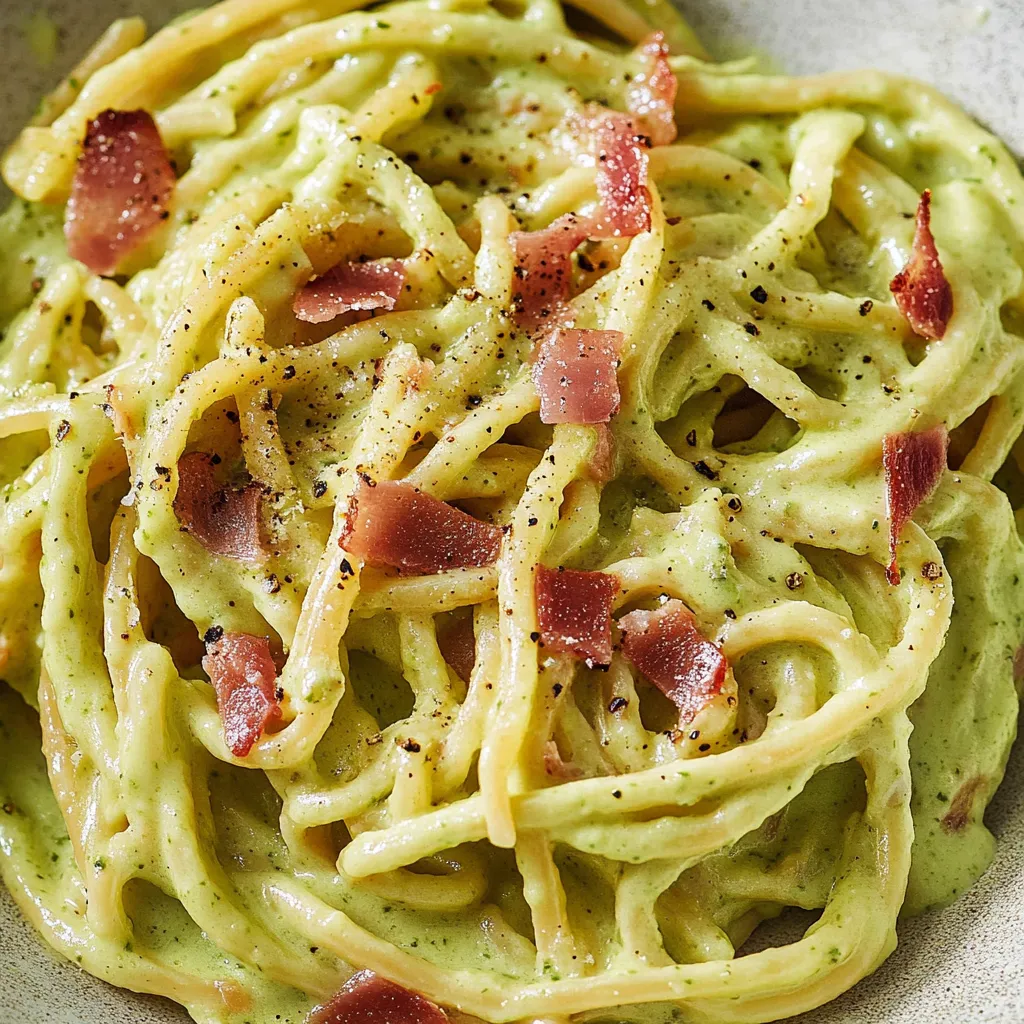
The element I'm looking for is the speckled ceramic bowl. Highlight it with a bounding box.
[1,1,1023,1021]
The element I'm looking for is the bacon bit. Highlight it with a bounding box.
[583,108,652,239]
[587,423,616,482]
[889,190,954,340]
[532,328,622,425]
[940,775,986,834]
[65,109,175,276]
[510,214,589,326]
[627,32,677,147]
[294,259,406,325]
[1014,644,1024,685]
[202,632,281,757]
[882,425,948,585]
[535,565,618,666]
[342,479,502,575]
[508,108,653,327]
[173,452,267,563]
[307,971,447,1024]
[543,739,582,781]
[437,615,476,683]
[619,600,728,723]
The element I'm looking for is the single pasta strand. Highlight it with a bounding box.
[479,429,590,847]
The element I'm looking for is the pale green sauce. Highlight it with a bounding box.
[0,1,1022,1023]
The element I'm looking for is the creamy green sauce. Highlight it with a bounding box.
[0,1,1022,1022]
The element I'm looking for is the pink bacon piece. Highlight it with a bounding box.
[65,108,175,276]
[585,108,653,239]
[889,190,954,340]
[532,327,622,425]
[307,972,447,1024]
[342,478,503,575]
[882,425,948,585]
[510,215,589,326]
[509,107,655,329]
[294,259,407,325]
[1013,644,1024,686]
[535,565,619,666]
[437,615,477,683]
[627,31,678,148]
[202,631,282,757]
[173,452,267,563]
[619,599,728,724]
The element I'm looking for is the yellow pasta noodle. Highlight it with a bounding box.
[0,2,1022,1023]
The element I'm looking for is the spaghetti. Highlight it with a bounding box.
[0,1,1022,1023]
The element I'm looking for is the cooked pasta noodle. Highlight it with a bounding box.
[0,2,1022,1023]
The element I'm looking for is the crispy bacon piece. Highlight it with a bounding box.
[308,971,447,1024]
[882,425,948,585]
[202,631,281,757]
[889,190,954,340]
[508,107,654,327]
[65,109,175,276]
[510,214,589,326]
[173,452,267,563]
[619,600,728,723]
[584,109,653,239]
[342,479,503,575]
[437,615,476,683]
[535,565,618,666]
[627,31,678,147]
[294,259,406,325]
[532,328,622,425]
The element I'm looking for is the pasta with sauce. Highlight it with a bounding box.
[0,1,1022,1023]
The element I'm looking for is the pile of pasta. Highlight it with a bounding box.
[0,1,1023,1023]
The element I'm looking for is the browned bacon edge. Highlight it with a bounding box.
[173,452,267,563]
[532,328,623,426]
[202,630,281,758]
[342,478,503,575]
[66,108,175,276]
[535,565,619,666]
[307,971,447,1024]
[882,425,948,585]
[294,259,407,325]
[619,599,728,723]
[889,190,954,340]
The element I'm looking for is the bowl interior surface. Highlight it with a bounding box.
[0,1,1023,1021]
